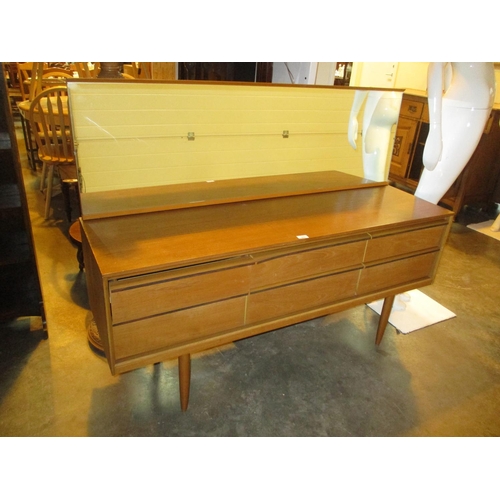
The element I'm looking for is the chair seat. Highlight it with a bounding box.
[18,100,30,114]
[39,154,75,164]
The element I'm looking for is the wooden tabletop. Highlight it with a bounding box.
[81,171,452,279]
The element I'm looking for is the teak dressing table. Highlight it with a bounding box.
[80,171,452,411]
[68,80,453,410]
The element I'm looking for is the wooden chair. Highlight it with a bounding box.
[74,62,100,78]
[45,67,74,76]
[17,63,46,170]
[3,63,23,115]
[28,86,80,220]
[42,69,73,81]
[18,62,35,101]
[17,64,74,171]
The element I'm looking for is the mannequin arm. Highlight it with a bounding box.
[348,90,368,149]
[422,62,444,170]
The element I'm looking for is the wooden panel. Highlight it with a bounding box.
[399,99,423,119]
[110,262,251,324]
[81,170,384,219]
[81,225,113,361]
[113,296,246,359]
[358,252,438,295]
[251,239,367,290]
[365,224,447,263]
[151,63,176,80]
[246,269,360,324]
[421,103,429,123]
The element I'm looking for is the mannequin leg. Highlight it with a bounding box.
[415,107,489,204]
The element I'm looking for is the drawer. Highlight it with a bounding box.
[400,99,424,119]
[365,224,446,264]
[358,251,438,295]
[250,239,367,291]
[110,260,251,325]
[113,296,246,360]
[246,269,360,325]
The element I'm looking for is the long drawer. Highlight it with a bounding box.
[250,238,367,291]
[109,258,252,325]
[365,223,446,264]
[113,295,246,359]
[246,269,360,324]
[358,251,438,295]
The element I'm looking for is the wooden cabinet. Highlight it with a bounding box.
[81,172,452,411]
[390,116,420,179]
[389,95,428,184]
[389,93,500,213]
[0,64,45,328]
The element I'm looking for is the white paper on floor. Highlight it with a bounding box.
[366,289,456,334]
[467,220,500,242]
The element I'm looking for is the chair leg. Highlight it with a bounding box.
[20,114,37,172]
[40,161,47,192]
[44,165,54,220]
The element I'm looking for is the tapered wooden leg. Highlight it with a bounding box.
[375,295,395,345]
[178,354,191,411]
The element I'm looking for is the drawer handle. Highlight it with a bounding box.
[408,105,417,113]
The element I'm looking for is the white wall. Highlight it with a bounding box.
[394,62,429,90]
[315,63,337,85]
[350,62,427,90]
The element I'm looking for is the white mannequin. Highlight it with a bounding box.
[348,90,403,181]
[348,90,406,310]
[415,62,495,205]
[395,63,495,312]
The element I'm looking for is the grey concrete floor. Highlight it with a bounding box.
[1,121,500,437]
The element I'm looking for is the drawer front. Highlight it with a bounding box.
[400,99,424,119]
[251,240,366,291]
[365,224,446,264]
[246,269,360,325]
[358,251,438,295]
[110,263,251,325]
[113,296,246,360]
